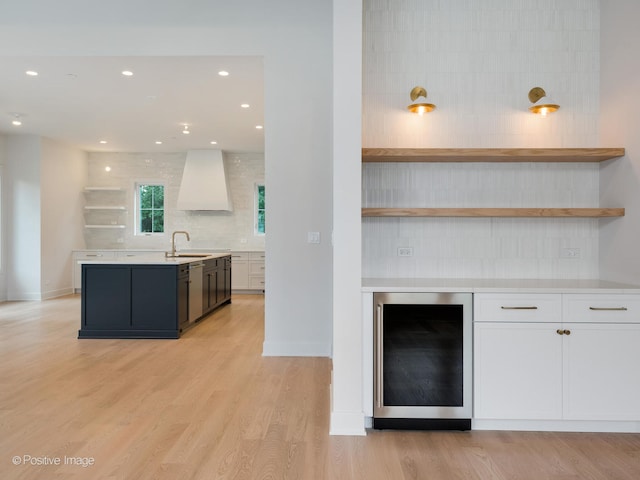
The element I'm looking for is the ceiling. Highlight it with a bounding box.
[0,56,264,153]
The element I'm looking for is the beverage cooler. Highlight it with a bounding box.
[373,292,473,430]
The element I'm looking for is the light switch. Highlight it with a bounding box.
[307,231,321,244]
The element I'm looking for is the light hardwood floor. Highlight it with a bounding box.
[1,294,639,479]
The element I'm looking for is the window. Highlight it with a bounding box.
[136,183,164,234]
[255,183,265,235]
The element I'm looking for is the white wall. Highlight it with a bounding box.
[362,0,603,280]
[40,138,86,299]
[331,0,365,435]
[599,0,640,284]
[0,135,6,301]
[3,136,86,300]
[0,1,334,356]
[6,135,42,300]
[85,151,265,251]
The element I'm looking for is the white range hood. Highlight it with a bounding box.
[177,149,233,211]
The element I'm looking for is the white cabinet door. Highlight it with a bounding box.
[474,322,563,420]
[563,323,640,421]
[231,252,249,290]
[232,261,249,289]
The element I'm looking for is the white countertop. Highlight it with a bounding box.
[73,248,265,253]
[79,252,231,266]
[362,278,640,294]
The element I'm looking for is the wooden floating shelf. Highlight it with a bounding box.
[84,187,124,191]
[84,206,127,210]
[84,225,127,229]
[362,208,626,218]
[362,148,626,163]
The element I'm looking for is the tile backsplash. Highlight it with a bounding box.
[362,0,602,279]
[362,162,600,279]
[85,151,264,251]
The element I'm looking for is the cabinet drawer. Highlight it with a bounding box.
[249,276,265,289]
[474,293,562,323]
[249,262,265,275]
[249,252,265,261]
[231,252,249,262]
[75,251,117,260]
[563,294,640,324]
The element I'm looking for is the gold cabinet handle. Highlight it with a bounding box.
[501,306,538,310]
[557,329,571,335]
[589,307,628,311]
[564,329,571,335]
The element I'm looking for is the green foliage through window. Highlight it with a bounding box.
[256,184,265,235]
[138,184,164,233]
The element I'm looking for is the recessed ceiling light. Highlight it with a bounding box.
[255,125,263,130]
[105,166,112,172]
[182,124,190,134]
[218,70,229,77]
[155,141,163,145]
[25,70,38,76]
[12,119,22,126]
[99,140,107,144]
[210,141,218,145]
[241,103,250,108]
[122,70,133,76]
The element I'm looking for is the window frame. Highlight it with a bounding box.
[254,182,265,236]
[134,181,166,236]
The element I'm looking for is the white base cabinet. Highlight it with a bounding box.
[474,321,563,420]
[563,322,640,421]
[231,251,264,293]
[231,253,249,290]
[248,252,265,291]
[474,293,640,432]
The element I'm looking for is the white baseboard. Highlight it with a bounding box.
[473,419,640,433]
[42,287,74,300]
[329,410,367,436]
[8,287,74,301]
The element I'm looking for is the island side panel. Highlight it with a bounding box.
[131,266,179,333]
[81,265,132,332]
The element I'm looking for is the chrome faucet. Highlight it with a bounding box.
[168,230,190,257]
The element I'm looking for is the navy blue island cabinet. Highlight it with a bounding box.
[79,256,231,339]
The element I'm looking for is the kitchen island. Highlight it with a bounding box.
[78,253,231,339]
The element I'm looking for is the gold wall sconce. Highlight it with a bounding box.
[407,86,436,115]
[528,87,560,116]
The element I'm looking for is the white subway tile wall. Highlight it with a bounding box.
[85,152,265,251]
[362,0,602,279]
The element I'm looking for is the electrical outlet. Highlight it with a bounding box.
[398,247,413,257]
[560,248,581,258]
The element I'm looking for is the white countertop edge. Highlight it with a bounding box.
[72,248,265,253]
[362,278,640,294]
[79,252,231,266]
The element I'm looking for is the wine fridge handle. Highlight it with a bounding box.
[375,304,383,409]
